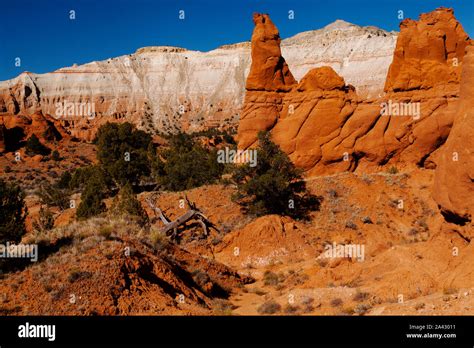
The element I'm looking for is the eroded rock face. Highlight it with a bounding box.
[238,8,472,176]
[433,45,474,223]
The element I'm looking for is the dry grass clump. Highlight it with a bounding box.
[257,300,281,314]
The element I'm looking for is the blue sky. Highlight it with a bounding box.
[0,0,472,81]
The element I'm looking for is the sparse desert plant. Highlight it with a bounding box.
[149,227,169,251]
[67,269,92,283]
[284,304,300,314]
[414,218,429,232]
[341,278,362,288]
[212,299,234,316]
[360,174,374,185]
[317,258,328,268]
[257,300,281,314]
[387,166,399,175]
[330,298,344,307]
[191,270,211,288]
[301,296,315,313]
[327,189,338,199]
[37,183,70,210]
[353,290,370,302]
[263,270,280,286]
[32,206,55,233]
[98,225,113,240]
[354,303,371,315]
[345,220,358,230]
[339,306,354,315]
[408,228,419,236]
[414,302,425,310]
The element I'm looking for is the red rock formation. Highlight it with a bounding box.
[237,8,472,176]
[385,7,471,92]
[246,13,296,92]
[433,45,474,223]
[0,112,69,153]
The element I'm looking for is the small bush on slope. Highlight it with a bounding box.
[109,183,148,226]
[76,175,108,220]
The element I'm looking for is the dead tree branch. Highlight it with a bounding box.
[146,194,219,241]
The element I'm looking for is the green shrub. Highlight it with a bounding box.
[153,132,224,191]
[232,131,319,218]
[76,176,108,219]
[25,134,50,156]
[222,131,236,145]
[110,183,148,226]
[56,171,72,190]
[95,122,152,186]
[69,165,112,192]
[37,183,70,210]
[0,179,27,243]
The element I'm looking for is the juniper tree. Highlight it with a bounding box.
[232,131,319,218]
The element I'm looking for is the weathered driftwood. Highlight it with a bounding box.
[146,194,218,241]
